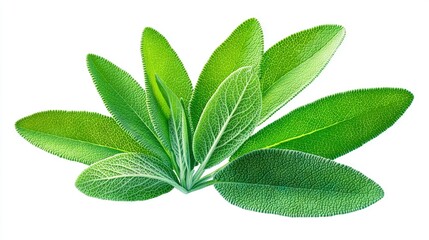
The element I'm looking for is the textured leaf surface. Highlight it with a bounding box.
[233,88,413,160]
[76,153,175,201]
[16,111,147,165]
[87,54,167,160]
[193,67,261,169]
[215,149,384,217]
[259,25,345,123]
[156,76,191,174]
[141,27,192,149]
[189,18,263,130]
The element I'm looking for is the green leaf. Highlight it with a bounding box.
[155,75,191,180]
[215,149,384,217]
[193,67,261,169]
[141,28,192,150]
[259,25,345,124]
[16,111,148,165]
[86,54,167,160]
[232,88,413,160]
[189,18,263,131]
[76,153,176,201]
[180,98,196,169]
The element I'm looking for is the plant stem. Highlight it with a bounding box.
[165,179,189,194]
[192,160,207,184]
[189,179,217,193]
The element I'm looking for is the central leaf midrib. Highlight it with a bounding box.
[85,173,173,186]
[202,78,251,165]
[263,99,404,149]
[21,127,134,154]
[264,118,350,149]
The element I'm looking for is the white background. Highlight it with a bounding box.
[1,0,428,239]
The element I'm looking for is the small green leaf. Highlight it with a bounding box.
[189,18,263,130]
[259,25,345,124]
[141,27,192,149]
[87,54,167,160]
[76,153,176,201]
[193,67,261,169]
[156,75,191,179]
[181,98,196,169]
[16,111,148,165]
[232,88,413,160]
[215,149,384,217]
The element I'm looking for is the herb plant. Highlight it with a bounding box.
[16,18,413,217]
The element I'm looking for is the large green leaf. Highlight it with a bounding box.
[189,18,263,131]
[215,149,384,217]
[87,54,167,160]
[16,111,148,165]
[76,153,176,201]
[141,27,192,149]
[193,67,261,169]
[259,25,345,124]
[232,88,413,160]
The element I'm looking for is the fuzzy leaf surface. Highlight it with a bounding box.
[215,149,384,217]
[76,153,175,201]
[232,88,413,160]
[193,67,261,169]
[156,76,191,174]
[87,54,167,160]
[16,111,147,165]
[259,25,345,123]
[141,27,192,149]
[189,18,263,130]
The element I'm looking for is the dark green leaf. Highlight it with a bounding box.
[215,149,384,217]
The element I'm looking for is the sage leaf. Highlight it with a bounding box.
[141,27,192,149]
[189,18,263,130]
[259,25,345,124]
[16,111,148,165]
[215,149,384,217]
[87,54,167,160]
[232,88,413,160]
[155,76,191,180]
[76,153,176,201]
[193,67,261,169]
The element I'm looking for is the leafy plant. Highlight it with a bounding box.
[16,18,413,217]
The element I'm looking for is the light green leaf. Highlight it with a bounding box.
[76,153,176,201]
[181,98,196,169]
[189,18,263,131]
[215,149,384,217]
[232,88,413,160]
[16,111,148,165]
[193,67,261,169]
[155,75,191,179]
[259,25,345,124]
[141,27,192,149]
[86,54,167,160]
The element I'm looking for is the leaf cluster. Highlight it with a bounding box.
[16,18,413,217]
